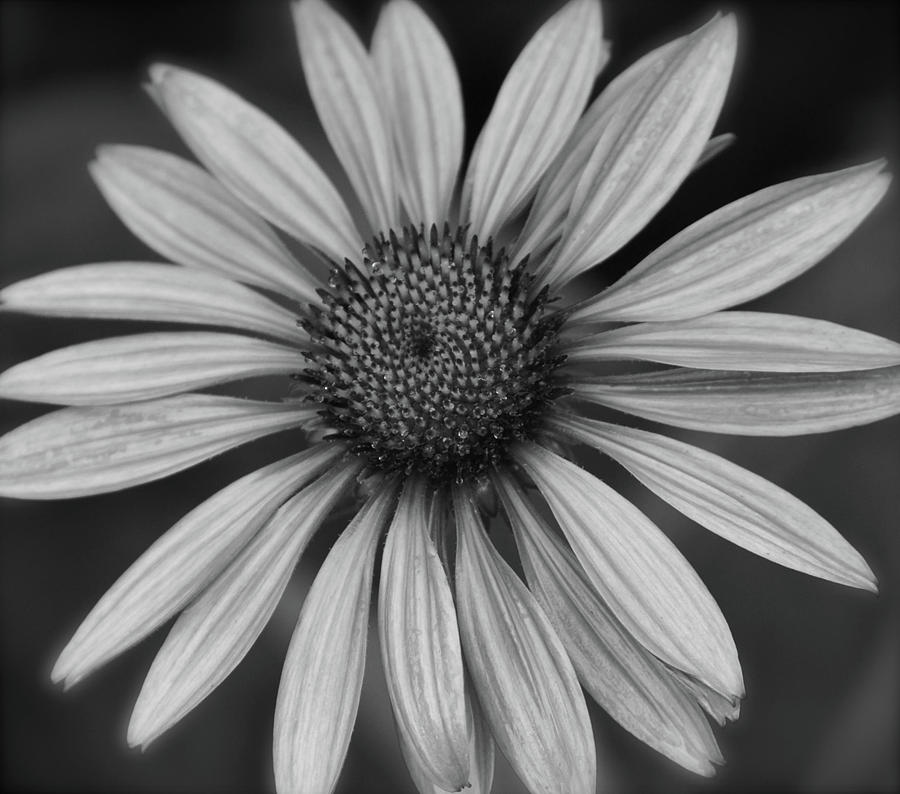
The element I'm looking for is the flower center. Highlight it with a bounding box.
[301,225,567,483]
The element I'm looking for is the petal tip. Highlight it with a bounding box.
[862,571,879,595]
[50,643,78,687]
[697,12,738,53]
[126,708,159,751]
[49,658,67,687]
[147,62,176,85]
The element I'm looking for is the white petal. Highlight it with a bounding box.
[129,459,361,747]
[91,145,321,303]
[149,64,360,262]
[293,0,398,233]
[571,161,891,323]
[371,0,464,224]
[274,484,398,794]
[0,332,302,406]
[570,366,900,435]
[0,263,301,342]
[548,412,877,591]
[379,477,468,791]
[494,471,721,776]
[462,0,605,242]
[51,444,343,688]
[565,312,900,372]
[514,33,686,263]
[0,395,314,499]
[514,441,743,700]
[453,488,596,794]
[542,15,737,290]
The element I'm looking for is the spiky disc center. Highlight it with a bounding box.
[301,225,567,483]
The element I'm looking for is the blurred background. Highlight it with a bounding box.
[1,0,898,791]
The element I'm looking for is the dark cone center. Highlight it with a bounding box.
[300,224,567,483]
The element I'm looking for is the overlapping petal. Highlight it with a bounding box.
[293,0,398,232]
[274,483,398,794]
[462,0,606,241]
[571,162,890,324]
[514,33,687,262]
[128,459,362,747]
[570,366,900,435]
[51,444,343,688]
[0,332,303,405]
[565,312,900,372]
[0,395,314,499]
[148,64,360,261]
[372,0,464,224]
[516,124,730,262]
[494,471,722,775]
[453,489,596,794]
[0,263,301,341]
[379,477,469,791]
[91,145,321,303]
[400,687,495,794]
[514,441,743,699]
[667,667,741,726]
[540,14,737,289]
[548,411,878,590]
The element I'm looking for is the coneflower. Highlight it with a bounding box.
[1,2,897,793]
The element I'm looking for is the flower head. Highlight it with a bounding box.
[1,1,897,793]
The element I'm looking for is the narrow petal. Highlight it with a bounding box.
[547,412,877,591]
[274,484,398,794]
[400,687,495,794]
[494,472,721,776]
[91,145,321,303]
[293,0,398,232]
[379,477,469,791]
[129,459,361,747]
[0,395,314,499]
[51,444,343,688]
[149,64,360,262]
[453,488,596,794]
[371,0,464,224]
[565,312,900,372]
[462,0,605,241]
[570,366,900,435]
[0,263,301,342]
[571,161,891,324]
[514,33,686,262]
[542,15,737,289]
[0,332,302,406]
[514,441,743,699]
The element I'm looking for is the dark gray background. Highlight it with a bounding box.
[2,1,898,791]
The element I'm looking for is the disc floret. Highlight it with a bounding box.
[301,224,567,483]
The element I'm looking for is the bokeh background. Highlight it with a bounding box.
[1,1,898,792]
